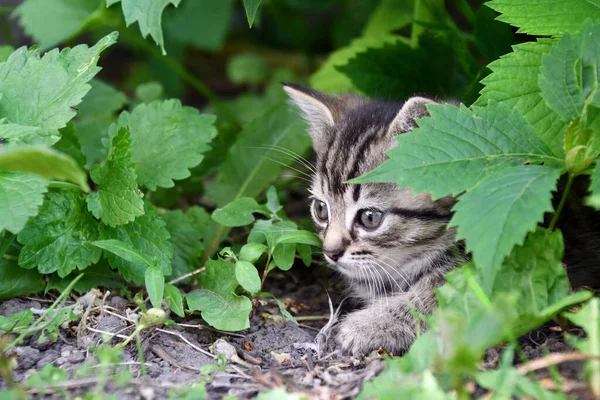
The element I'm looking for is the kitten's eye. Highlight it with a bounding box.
[359,209,384,230]
[313,200,329,222]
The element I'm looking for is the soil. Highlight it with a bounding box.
[0,267,594,399]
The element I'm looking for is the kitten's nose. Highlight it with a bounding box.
[324,247,345,261]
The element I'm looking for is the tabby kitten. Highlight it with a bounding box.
[283,83,463,356]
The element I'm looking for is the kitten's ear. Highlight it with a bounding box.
[283,83,351,148]
[388,96,436,136]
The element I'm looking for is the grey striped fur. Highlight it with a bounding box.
[284,84,464,355]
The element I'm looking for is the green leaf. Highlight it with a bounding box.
[111,99,217,190]
[473,5,516,62]
[186,258,252,331]
[99,209,172,284]
[487,0,600,36]
[0,171,48,234]
[587,162,600,209]
[0,146,89,191]
[161,207,210,279]
[296,243,312,267]
[134,82,164,104]
[0,258,45,301]
[74,79,127,169]
[450,166,561,290]
[265,186,282,215]
[53,124,86,170]
[46,261,124,293]
[164,283,184,317]
[235,261,261,294]
[0,46,13,63]
[163,0,233,51]
[91,239,150,266]
[0,32,118,147]
[17,190,101,277]
[249,220,299,271]
[211,197,267,227]
[274,230,321,247]
[227,53,269,85]
[476,39,566,156]
[239,243,267,264]
[107,0,181,55]
[262,292,297,324]
[354,102,561,199]
[145,260,164,309]
[0,310,34,333]
[14,0,104,50]
[87,127,144,226]
[540,20,600,123]
[242,0,262,28]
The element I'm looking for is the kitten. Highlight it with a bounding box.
[283,83,464,355]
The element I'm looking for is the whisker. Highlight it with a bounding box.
[263,157,313,179]
[252,145,316,173]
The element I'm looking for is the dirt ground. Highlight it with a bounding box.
[0,267,593,399]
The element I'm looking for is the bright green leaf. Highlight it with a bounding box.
[587,162,600,209]
[87,127,144,226]
[17,190,101,277]
[354,102,561,199]
[487,0,600,36]
[91,239,150,266]
[274,230,321,247]
[451,166,561,291]
[107,0,181,55]
[0,46,13,62]
[239,243,267,264]
[111,99,216,190]
[211,197,267,227]
[242,0,262,28]
[296,243,312,267]
[235,261,261,294]
[145,260,164,309]
[0,171,48,234]
[14,0,104,50]
[164,283,185,317]
[0,258,45,301]
[0,310,34,333]
[0,146,89,191]
[134,81,164,104]
[0,32,118,147]
[227,53,268,85]
[186,258,252,331]
[265,186,282,215]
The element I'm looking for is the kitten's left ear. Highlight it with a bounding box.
[388,96,436,136]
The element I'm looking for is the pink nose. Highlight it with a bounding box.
[324,247,344,261]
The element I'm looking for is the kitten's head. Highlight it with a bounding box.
[284,83,457,297]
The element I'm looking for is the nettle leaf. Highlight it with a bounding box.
[451,166,561,290]
[161,207,210,279]
[87,127,144,227]
[99,210,172,284]
[107,0,181,55]
[0,32,117,147]
[0,258,45,301]
[14,0,104,50]
[235,261,261,294]
[476,40,567,156]
[354,102,562,199]
[487,0,600,36]
[145,260,164,309]
[111,99,216,190]
[186,258,252,331]
[164,283,185,317]
[242,0,262,28]
[17,190,101,277]
[540,20,600,123]
[587,162,600,209]
[0,171,48,234]
[74,79,127,169]
[0,146,89,191]
[211,197,267,227]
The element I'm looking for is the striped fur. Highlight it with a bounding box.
[284,84,464,355]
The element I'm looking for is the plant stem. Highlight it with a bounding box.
[48,181,84,191]
[464,267,492,308]
[252,252,272,313]
[549,173,574,231]
[135,334,147,376]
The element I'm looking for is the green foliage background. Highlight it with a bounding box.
[1,0,600,397]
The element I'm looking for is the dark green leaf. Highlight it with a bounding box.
[145,260,164,309]
[242,0,262,28]
[164,283,185,317]
[0,258,45,301]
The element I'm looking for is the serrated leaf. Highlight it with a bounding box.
[0,258,45,301]
[587,162,600,209]
[14,0,104,50]
[161,207,210,279]
[354,102,562,199]
[487,0,600,36]
[99,209,172,284]
[164,283,184,317]
[540,20,600,123]
[235,261,261,294]
[74,79,127,169]
[17,190,101,277]
[476,40,567,156]
[0,32,117,147]
[111,99,216,190]
[107,0,181,55]
[186,258,252,331]
[0,146,89,191]
[239,243,267,264]
[0,171,48,234]
[211,197,267,227]
[145,260,164,308]
[242,0,262,28]
[91,239,150,266]
[450,165,560,291]
[87,127,144,226]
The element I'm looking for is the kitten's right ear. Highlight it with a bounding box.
[282,83,340,148]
